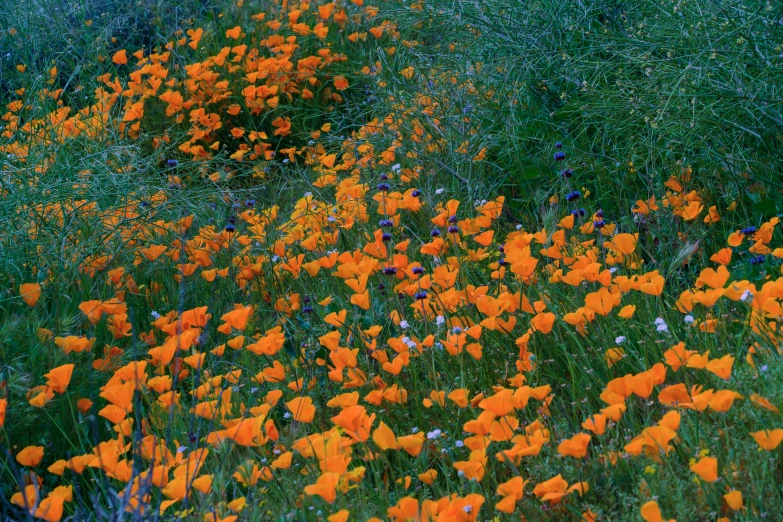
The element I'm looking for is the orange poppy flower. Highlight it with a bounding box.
[111,49,128,64]
[723,490,743,511]
[558,433,591,458]
[640,500,675,522]
[582,414,607,435]
[328,510,349,522]
[751,429,783,450]
[397,432,425,456]
[418,469,437,485]
[44,364,74,394]
[35,493,66,522]
[372,421,398,450]
[690,456,718,482]
[333,77,349,90]
[448,388,470,408]
[221,306,252,331]
[16,445,44,466]
[532,474,568,502]
[705,354,734,380]
[303,472,339,503]
[19,283,41,306]
[530,312,555,334]
[286,396,315,423]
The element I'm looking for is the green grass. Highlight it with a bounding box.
[376,0,783,215]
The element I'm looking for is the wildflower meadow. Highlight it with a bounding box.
[1,0,783,520]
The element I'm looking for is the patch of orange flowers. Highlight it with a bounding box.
[3,0,783,520]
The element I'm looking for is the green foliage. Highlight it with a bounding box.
[380,0,783,213]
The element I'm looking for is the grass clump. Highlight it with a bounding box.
[377,0,783,215]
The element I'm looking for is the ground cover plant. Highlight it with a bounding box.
[1,0,783,520]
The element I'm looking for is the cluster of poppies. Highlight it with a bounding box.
[3,0,783,520]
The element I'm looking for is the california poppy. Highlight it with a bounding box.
[690,456,718,482]
[751,429,783,450]
[44,364,74,394]
[286,396,316,423]
[16,445,44,466]
[19,283,41,306]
